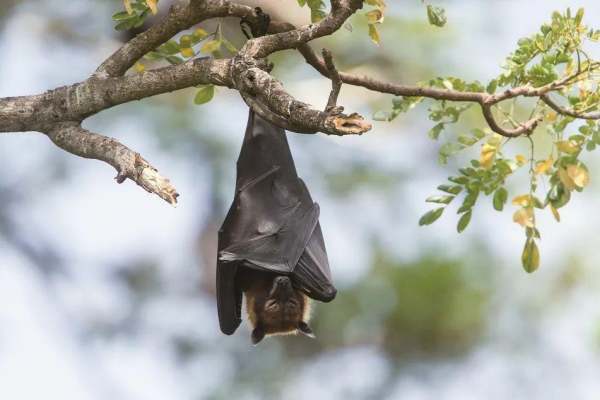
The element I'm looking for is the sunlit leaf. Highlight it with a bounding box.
[437,185,462,195]
[426,195,454,204]
[146,0,158,14]
[513,207,534,228]
[193,28,208,40]
[194,85,215,105]
[558,167,577,191]
[201,40,221,54]
[534,157,553,175]
[479,143,496,169]
[556,140,581,154]
[368,24,381,45]
[179,35,192,48]
[366,9,384,24]
[512,194,531,207]
[180,47,194,58]
[566,164,589,188]
[515,154,527,166]
[123,0,133,14]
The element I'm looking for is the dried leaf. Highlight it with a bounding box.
[480,143,496,169]
[123,0,133,14]
[534,157,553,175]
[146,0,158,14]
[368,24,381,45]
[513,207,534,228]
[567,164,589,188]
[558,167,577,191]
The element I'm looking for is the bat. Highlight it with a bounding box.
[216,109,336,344]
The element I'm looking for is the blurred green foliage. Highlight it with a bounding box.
[313,249,491,359]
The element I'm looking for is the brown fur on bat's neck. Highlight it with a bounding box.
[237,269,313,344]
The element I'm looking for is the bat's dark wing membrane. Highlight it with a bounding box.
[217,111,336,335]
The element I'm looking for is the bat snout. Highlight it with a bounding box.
[270,276,293,299]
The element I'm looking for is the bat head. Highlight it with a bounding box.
[245,275,314,344]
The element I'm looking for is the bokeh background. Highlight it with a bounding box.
[2,0,600,399]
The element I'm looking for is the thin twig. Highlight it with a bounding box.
[322,49,342,112]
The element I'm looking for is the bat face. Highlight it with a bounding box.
[243,271,314,344]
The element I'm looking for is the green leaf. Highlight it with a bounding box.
[179,35,193,48]
[437,185,462,195]
[426,5,447,27]
[112,11,132,21]
[192,28,209,42]
[114,18,138,31]
[426,195,454,204]
[419,207,445,226]
[458,135,478,146]
[143,51,164,61]
[368,24,381,45]
[373,110,391,121]
[575,7,584,25]
[201,40,221,54]
[457,204,471,214]
[165,55,184,64]
[439,142,464,164]
[448,176,468,185]
[492,187,508,211]
[521,238,540,273]
[457,210,472,233]
[472,128,486,139]
[194,85,215,105]
[486,79,498,94]
[428,123,445,140]
[160,40,181,55]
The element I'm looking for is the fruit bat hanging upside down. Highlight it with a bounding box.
[216,109,337,344]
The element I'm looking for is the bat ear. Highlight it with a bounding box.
[298,321,315,339]
[251,326,266,345]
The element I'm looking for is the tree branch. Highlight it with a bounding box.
[0,58,232,133]
[541,93,600,120]
[322,49,342,112]
[96,0,256,77]
[45,122,179,204]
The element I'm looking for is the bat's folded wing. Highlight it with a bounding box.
[219,167,318,273]
[294,220,337,302]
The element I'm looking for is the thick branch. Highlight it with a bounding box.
[45,122,179,204]
[234,65,370,135]
[0,58,232,133]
